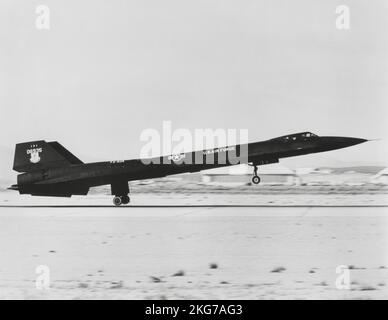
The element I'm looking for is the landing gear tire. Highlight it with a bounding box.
[113,196,122,206]
[121,195,130,204]
[251,164,261,185]
[252,175,261,185]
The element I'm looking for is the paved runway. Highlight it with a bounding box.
[0,204,387,299]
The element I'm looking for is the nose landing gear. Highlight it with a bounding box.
[251,165,261,185]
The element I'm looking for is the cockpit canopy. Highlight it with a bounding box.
[272,132,319,142]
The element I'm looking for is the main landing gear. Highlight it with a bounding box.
[251,165,261,185]
[111,181,130,206]
[113,195,130,206]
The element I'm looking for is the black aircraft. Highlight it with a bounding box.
[8,132,367,205]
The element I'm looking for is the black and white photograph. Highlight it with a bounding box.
[0,0,387,305]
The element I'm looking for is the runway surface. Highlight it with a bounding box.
[0,203,387,299]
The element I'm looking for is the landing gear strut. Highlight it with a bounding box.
[251,165,261,185]
[111,181,130,206]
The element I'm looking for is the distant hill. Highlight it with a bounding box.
[282,152,387,170]
[318,166,385,175]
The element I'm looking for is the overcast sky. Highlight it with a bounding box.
[0,0,387,169]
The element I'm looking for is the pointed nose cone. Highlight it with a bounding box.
[319,136,368,151]
[341,137,368,147]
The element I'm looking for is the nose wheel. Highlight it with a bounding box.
[252,175,261,184]
[251,165,261,185]
[113,195,130,206]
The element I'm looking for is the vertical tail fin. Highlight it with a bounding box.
[13,140,83,173]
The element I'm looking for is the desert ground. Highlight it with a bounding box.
[0,191,387,300]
